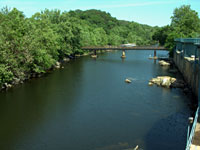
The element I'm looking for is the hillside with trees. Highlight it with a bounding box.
[0,7,157,90]
[1,5,198,90]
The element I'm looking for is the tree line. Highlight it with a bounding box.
[0,5,199,89]
[0,7,157,89]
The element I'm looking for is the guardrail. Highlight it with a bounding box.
[185,107,199,150]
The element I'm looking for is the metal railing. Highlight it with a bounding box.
[185,107,199,150]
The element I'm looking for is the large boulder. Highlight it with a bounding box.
[149,76,176,88]
[150,77,162,86]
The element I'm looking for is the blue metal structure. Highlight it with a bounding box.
[197,43,200,109]
[175,39,200,99]
[175,38,200,57]
[185,107,199,150]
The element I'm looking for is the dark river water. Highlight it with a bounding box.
[0,51,193,150]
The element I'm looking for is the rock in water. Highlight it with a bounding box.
[149,76,176,88]
[55,61,61,69]
[125,79,131,83]
[161,78,171,88]
[55,61,60,66]
[134,145,139,150]
[63,57,70,62]
[91,55,97,58]
[148,82,153,86]
[159,60,170,66]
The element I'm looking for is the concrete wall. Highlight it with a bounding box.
[173,51,199,97]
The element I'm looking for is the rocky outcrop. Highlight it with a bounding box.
[149,76,176,88]
[149,76,187,89]
[158,60,170,66]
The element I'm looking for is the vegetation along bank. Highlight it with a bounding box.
[0,5,200,91]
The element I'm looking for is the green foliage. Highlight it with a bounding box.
[0,7,157,88]
[167,5,200,56]
[1,5,199,88]
[69,10,156,46]
[0,64,14,86]
[153,5,200,56]
[152,25,171,45]
[171,5,200,37]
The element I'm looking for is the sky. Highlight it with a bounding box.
[0,0,200,26]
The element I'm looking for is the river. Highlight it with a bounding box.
[0,50,193,150]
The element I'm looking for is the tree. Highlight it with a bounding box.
[0,7,158,88]
[152,25,171,45]
[93,28,108,46]
[171,5,200,37]
[0,8,29,80]
[154,5,200,56]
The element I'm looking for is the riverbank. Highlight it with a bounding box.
[0,50,109,92]
[0,52,91,92]
[0,57,68,91]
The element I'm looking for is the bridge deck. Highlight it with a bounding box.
[81,46,168,51]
